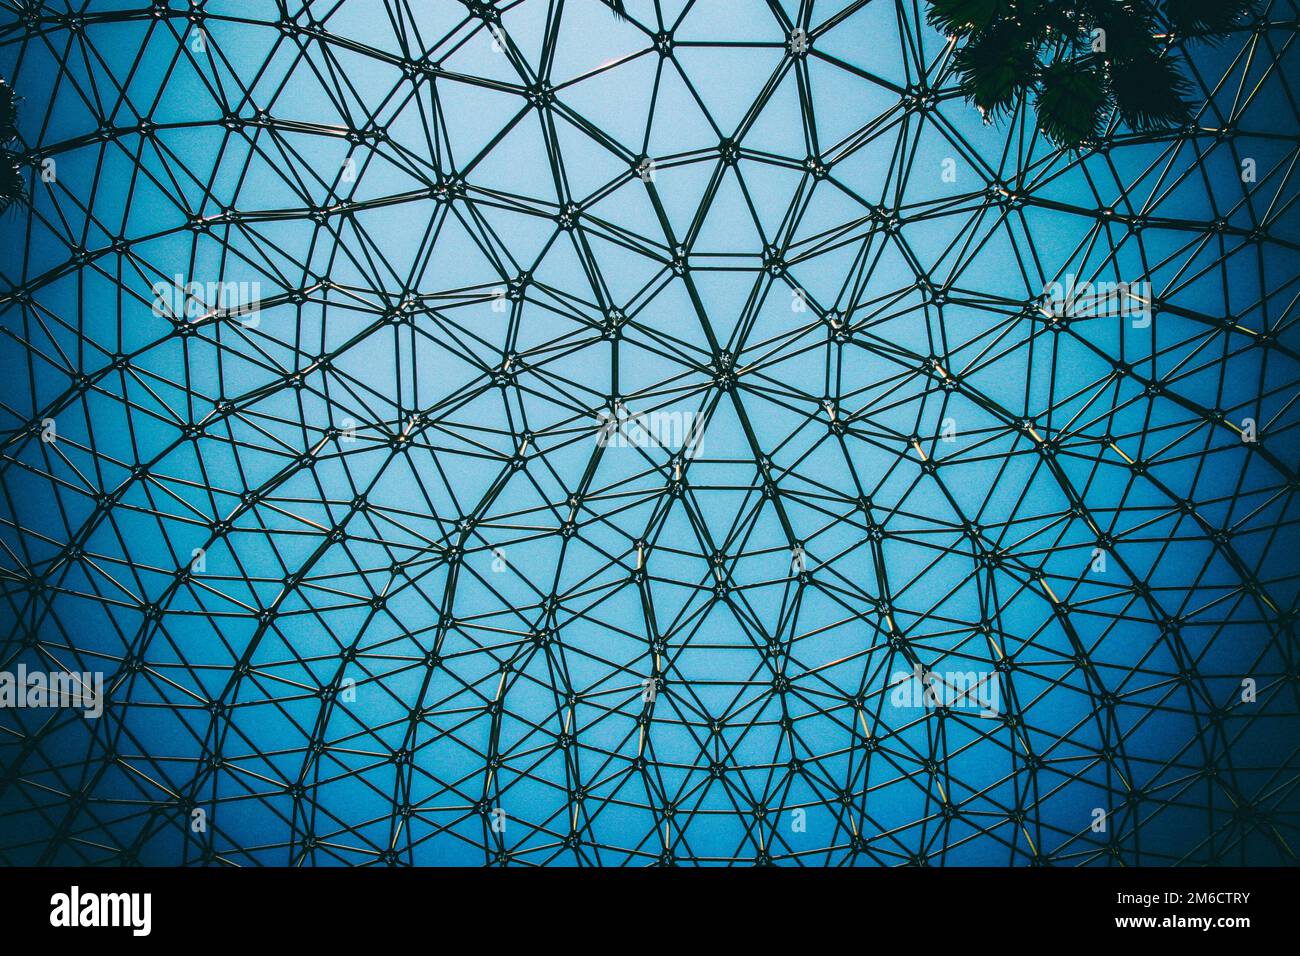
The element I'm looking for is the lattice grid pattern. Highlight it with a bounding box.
[0,0,1298,865]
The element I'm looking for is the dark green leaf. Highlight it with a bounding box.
[1035,60,1108,147]
[0,152,23,210]
[0,78,16,140]
[1164,0,1255,39]
[1017,0,1076,45]
[953,23,1038,116]
[1088,0,1164,64]
[926,0,1001,36]
[1111,52,1194,130]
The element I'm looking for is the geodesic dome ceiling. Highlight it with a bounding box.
[0,0,1298,867]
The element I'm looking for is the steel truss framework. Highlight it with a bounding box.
[0,0,1298,866]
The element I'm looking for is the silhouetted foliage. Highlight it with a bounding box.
[0,75,21,210]
[927,0,1256,148]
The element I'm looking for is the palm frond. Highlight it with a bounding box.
[1111,52,1194,130]
[0,153,23,210]
[1088,1,1164,64]
[953,22,1038,116]
[0,78,16,139]
[926,0,1001,37]
[1163,0,1255,39]
[1035,60,1107,147]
